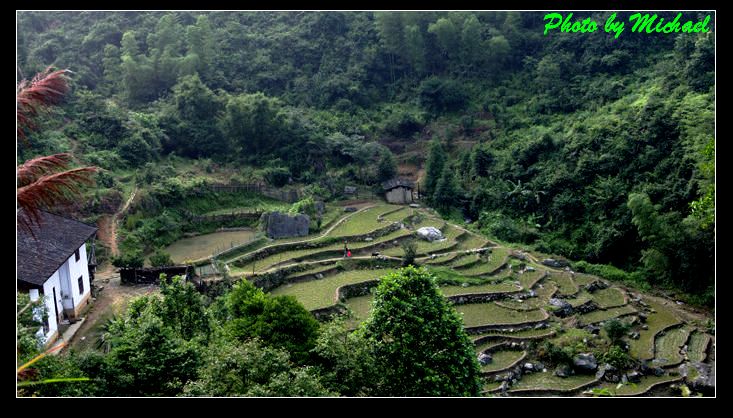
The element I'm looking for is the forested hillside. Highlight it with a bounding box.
[17,11,714,302]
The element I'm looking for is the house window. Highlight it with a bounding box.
[74,249,80,262]
[78,276,84,294]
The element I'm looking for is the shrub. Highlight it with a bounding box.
[263,166,291,187]
[149,248,174,267]
[603,319,630,344]
[400,239,417,267]
[112,250,144,269]
[600,345,634,370]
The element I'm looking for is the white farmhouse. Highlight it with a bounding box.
[17,209,97,346]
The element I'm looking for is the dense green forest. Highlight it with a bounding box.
[17,11,713,297]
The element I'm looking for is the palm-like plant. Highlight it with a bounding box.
[17,67,98,233]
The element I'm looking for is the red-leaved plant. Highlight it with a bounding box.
[16,67,98,234]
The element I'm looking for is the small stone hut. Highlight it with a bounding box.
[382,178,415,204]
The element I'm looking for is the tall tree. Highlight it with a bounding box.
[359,266,482,396]
[433,164,460,214]
[377,149,398,183]
[423,137,446,202]
[404,24,426,75]
[185,14,215,81]
[460,14,483,72]
[163,74,225,158]
[374,12,404,83]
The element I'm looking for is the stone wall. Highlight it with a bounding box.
[336,279,379,301]
[464,317,549,335]
[447,289,528,305]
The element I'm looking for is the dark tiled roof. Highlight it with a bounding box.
[17,209,97,286]
[381,178,415,191]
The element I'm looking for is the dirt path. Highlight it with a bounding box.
[69,187,141,350]
[95,187,137,258]
[67,266,157,350]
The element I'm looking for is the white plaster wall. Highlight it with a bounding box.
[65,244,91,311]
[41,272,62,342]
[58,261,73,310]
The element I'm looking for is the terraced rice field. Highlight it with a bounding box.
[549,272,579,296]
[422,251,466,265]
[472,328,556,342]
[198,200,712,397]
[439,281,519,296]
[571,273,599,287]
[565,291,593,308]
[496,282,556,311]
[165,229,257,263]
[480,350,527,373]
[591,287,627,309]
[451,253,482,268]
[517,270,545,290]
[654,326,690,366]
[344,294,374,329]
[628,299,682,361]
[687,331,711,362]
[454,232,491,251]
[381,224,463,256]
[329,205,402,237]
[453,247,509,276]
[482,380,504,393]
[270,268,392,310]
[285,262,339,279]
[588,374,682,396]
[577,304,637,324]
[509,372,598,392]
[456,303,547,327]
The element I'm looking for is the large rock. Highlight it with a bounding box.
[596,363,617,380]
[261,211,310,239]
[555,364,574,378]
[417,226,444,242]
[585,324,601,335]
[585,279,609,292]
[685,361,715,395]
[478,352,493,366]
[573,353,598,373]
[542,258,569,268]
[549,298,574,317]
[314,200,325,215]
[626,371,642,383]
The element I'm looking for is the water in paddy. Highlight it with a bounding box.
[164,229,256,263]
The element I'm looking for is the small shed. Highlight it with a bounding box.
[382,178,415,204]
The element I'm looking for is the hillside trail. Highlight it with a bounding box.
[95,186,137,258]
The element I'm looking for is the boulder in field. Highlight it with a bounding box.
[555,364,574,378]
[261,211,310,239]
[478,352,493,366]
[573,353,598,373]
[416,226,444,242]
[549,298,573,317]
